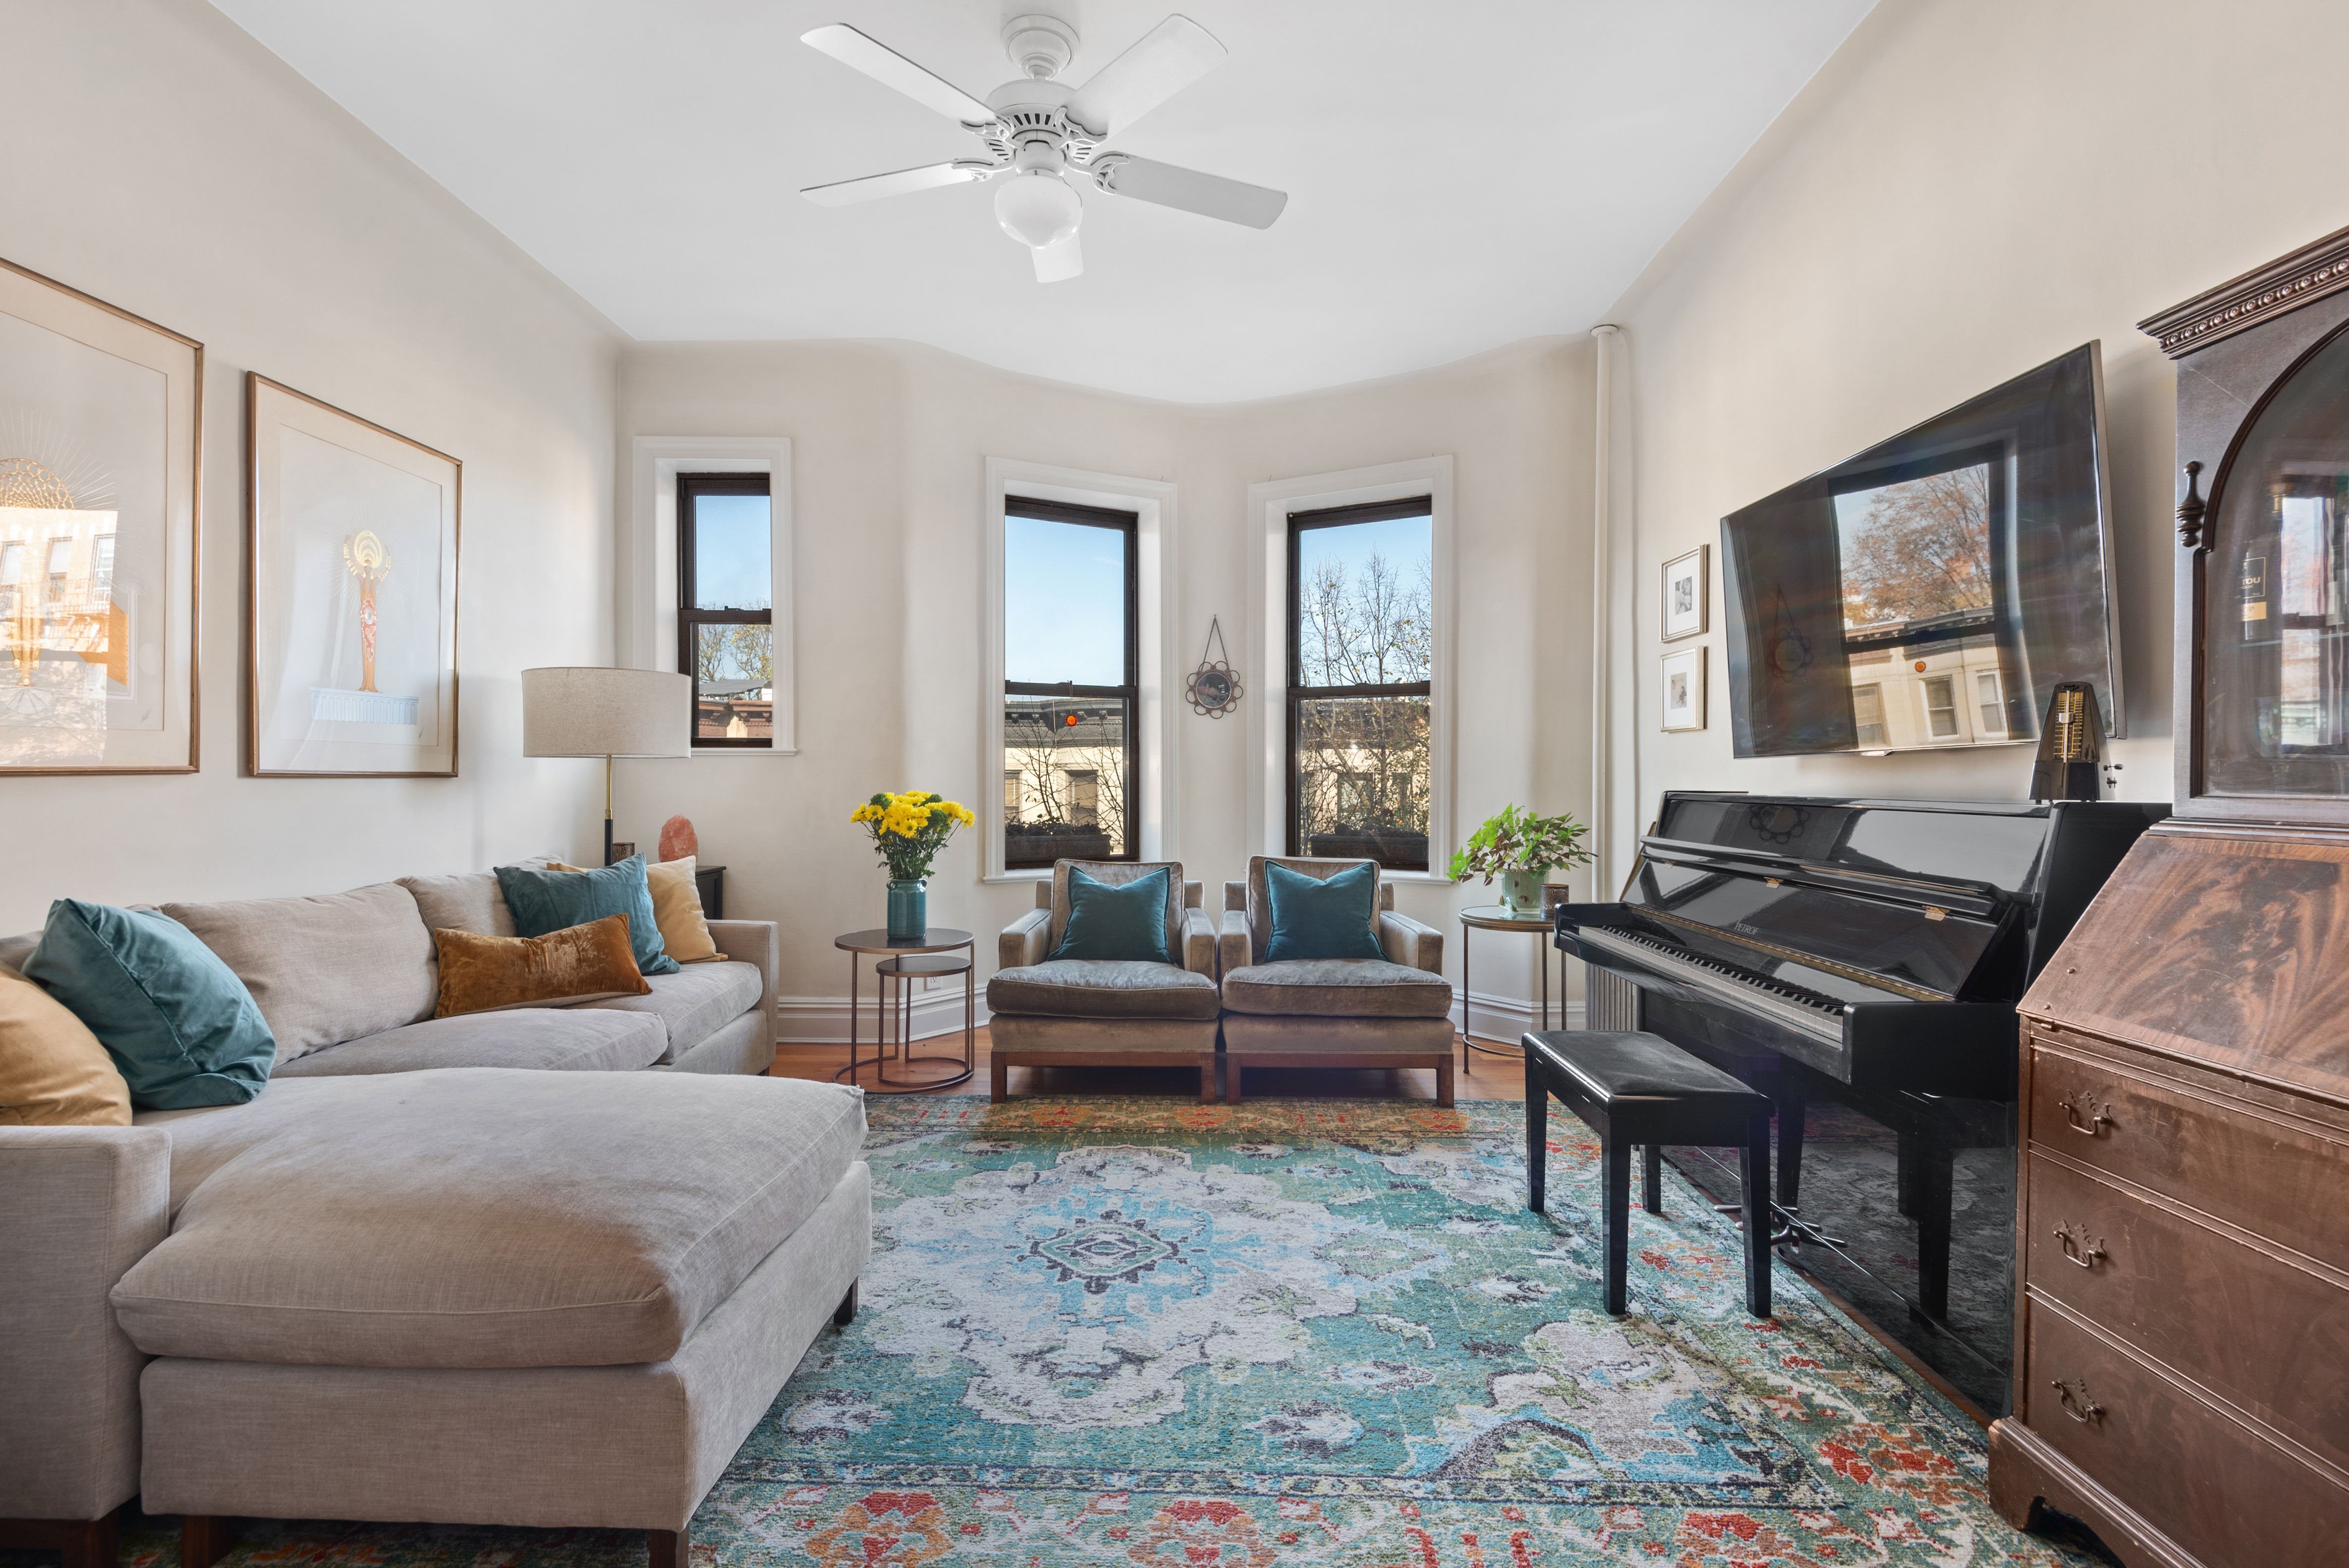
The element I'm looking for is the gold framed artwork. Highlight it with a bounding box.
[1661,645,1707,732]
[247,373,460,778]
[0,258,201,774]
[1662,543,1708,641]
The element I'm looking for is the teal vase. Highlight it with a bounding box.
[887,878,927,942]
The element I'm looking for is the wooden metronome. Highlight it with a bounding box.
[2027,681,2103,801]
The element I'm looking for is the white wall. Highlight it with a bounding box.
[0,0,623,933]
[615,336,1596,1034]
[1610,0,2349,829]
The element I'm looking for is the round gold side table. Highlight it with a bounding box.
[1457,904,1564,1072]
[832,927,975,1093]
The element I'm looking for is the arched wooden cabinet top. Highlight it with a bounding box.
[2142,223,2349,821]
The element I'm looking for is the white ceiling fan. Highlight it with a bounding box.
[798,11,1287,282]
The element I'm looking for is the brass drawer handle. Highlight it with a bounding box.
[2053,1223,2107,1270]
[2051,1377,2104,1425]
[2058,1092,2112,1137]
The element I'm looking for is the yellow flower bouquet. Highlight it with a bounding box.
[852,791,976,940]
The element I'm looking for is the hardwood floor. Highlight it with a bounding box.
[770,1026,1531,1102]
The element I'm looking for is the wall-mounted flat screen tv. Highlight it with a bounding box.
[1719,342,2120,758]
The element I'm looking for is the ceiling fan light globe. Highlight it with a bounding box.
[995,171,1082,248]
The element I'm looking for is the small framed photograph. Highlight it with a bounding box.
[1661,646,1707,732]
[1662,544,1708,642]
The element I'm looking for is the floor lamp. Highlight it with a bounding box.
[521,667,693,866]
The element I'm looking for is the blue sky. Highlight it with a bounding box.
[1297,512,1432,597]
[1005,512,1127,685]
[1000,508,1432,686]
[693,493,771,610]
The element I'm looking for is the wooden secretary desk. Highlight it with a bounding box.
[1989,230,2349,1565]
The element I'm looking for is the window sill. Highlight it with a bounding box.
[1377,870,1456,885]
[984,870,1053,885]
[688,746,800,758]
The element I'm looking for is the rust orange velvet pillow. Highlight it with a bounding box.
[430,914,651,1019]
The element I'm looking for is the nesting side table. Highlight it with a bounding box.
[1457,905,1566,1072]
[832,927,975,1093]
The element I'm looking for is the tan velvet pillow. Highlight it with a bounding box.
[430,914,651,1019]
[553,857,721,963]
[0,965,133,1126]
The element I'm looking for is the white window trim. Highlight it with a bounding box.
[623,436,796,754]
[1245,457,1455,883]
[982,458,1177,883]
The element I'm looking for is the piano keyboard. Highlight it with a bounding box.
[1572,923,1855,1048]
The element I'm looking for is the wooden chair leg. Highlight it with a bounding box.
[182,1515,235,1568]
[989,1055,1007,1103]
[0,1510,123,1568]
[1225,1059,1244,1105]
[1200,1057,1217,1104]
[71,1511,120,1568]
[648,1526,688,1568]
[833,1281,857,1325]
[1741,1107,1773,1318]
[1642,1142,1665,1215]
[1435,1054,1454,1108]
[1525,1071,1548,1213]
[1601,1130,1631,1315]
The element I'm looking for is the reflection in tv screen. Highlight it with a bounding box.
[1718,343,2120,759]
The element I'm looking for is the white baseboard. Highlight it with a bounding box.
[777,984,992,1045]
[1454,990,1583,1042]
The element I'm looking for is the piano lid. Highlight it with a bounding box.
[1596,793,2069,1005]
[1650,793,2060,902]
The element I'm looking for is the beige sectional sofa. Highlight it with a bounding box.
[0,867,865,1568]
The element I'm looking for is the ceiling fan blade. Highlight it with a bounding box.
[800,161,992,206]
[801,23,996,124]
[1032,232,1083,283]
[1066,14,1226,136]
[1092,155,1286,229]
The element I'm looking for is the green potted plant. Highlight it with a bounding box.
[1448,804,1596,918]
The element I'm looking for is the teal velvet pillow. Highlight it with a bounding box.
[495,856,680,976]
[22,899,275,1110]
[1049,865,1174,964]
[1263,860,1384,962]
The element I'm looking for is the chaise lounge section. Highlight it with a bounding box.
[0,861,835,1567]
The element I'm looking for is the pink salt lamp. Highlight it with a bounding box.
[658,815,698,863]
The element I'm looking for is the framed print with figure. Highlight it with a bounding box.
[0,258,201,775]
[248,373,459,777]
[1661,645,1707,732]
[1662,543,1708,642]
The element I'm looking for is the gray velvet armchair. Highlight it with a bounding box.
[1217,856,1454,1106]
[985,860,1220,1102]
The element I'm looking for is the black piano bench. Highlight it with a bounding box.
[1523,1029,1774,1318]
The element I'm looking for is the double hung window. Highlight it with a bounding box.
[1286,497,1434,870]
[1002,498,1138,868]
[1921,674,1960,738]
[676,474,775,748]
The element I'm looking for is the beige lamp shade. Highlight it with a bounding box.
[521,667,692,758]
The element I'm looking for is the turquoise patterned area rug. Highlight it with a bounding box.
[85,1096,2096,1568]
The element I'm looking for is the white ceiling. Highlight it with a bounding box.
[209,0,1873,402]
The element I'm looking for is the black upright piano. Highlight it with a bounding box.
[1554,791,2167,1322]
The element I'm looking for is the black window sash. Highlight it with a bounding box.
[678,473,774,750]
[1286,496,1434,868]
[1005,497,1139,867]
